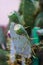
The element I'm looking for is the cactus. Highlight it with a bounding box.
[14,24,28,35]
[8,11,20,23]
[14,24,31,44]
[0,49,9,65]
[0,27,6,49]
[23,0,36,27]
[8,11,25,26]
[19,0,39,27]
[35,12,43,28]
[18,0,24,15]
[18,0,40,35]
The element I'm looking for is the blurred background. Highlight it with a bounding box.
[0,0,21,26]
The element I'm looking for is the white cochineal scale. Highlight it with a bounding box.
[10,22,31,64]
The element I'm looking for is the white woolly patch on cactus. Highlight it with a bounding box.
[14,24,22,31]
